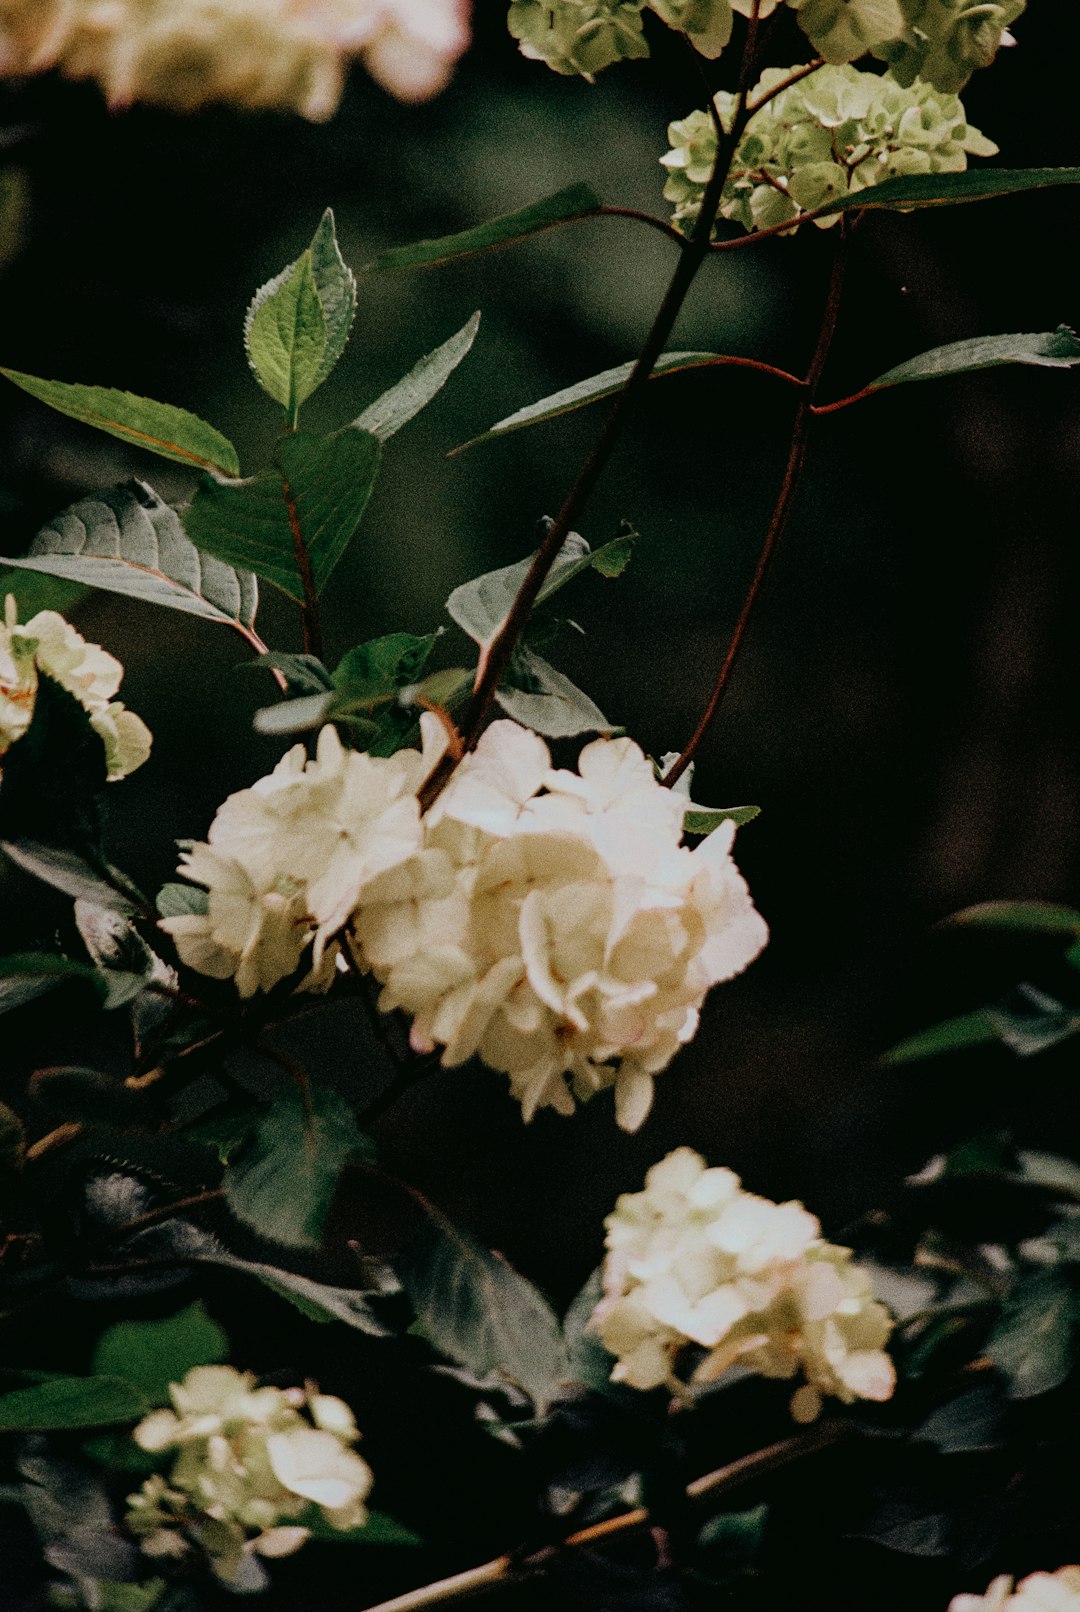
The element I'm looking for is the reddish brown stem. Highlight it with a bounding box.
[664,227,849,788]
[281,473,323,661]
[595,205,689,249]
[811,384,876,415]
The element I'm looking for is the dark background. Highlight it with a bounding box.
[1,6,1079,1605]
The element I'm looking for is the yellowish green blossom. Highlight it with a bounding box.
[590,1147,896,1416]
[507,0,734,77]
[0,595,151,781]
[882,0,1024,95]
[127,1367,372,1589]
[661,63,997,237]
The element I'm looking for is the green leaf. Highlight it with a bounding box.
[880,1011,997,1065]
[0,369,239,476]
[684,804,761,835]
[1,839,142,915]
[363,183,600,273]
[1,480,259,636]
[0,970,62,1016]
[333,631,441,698]
[0,951,106,1002]
[694,1504,768,1586]
[91,1301,228,1405]
[184,427,381,600]
[940,899,1080,936]
[988,1269,1076,1399]
[251,652,333,695]
[822,167,1080,218]
[355,314,481,441]
[865,327,1080,396]
[30,1065,142,1125]
[307,207,358,390]
[983,985,1080,1056]
[447,530,635,655]
[223,1087,372,1250]
[155,882,209,919]
[0,1375,148,1431]
[454,350,731,453]
[0,566,86,618]
[562,1268,615,1393]
[497,647,614,738]
[303,1508,422,1546]
[75,900,158,1008]
[245,252,327,416]
[916,1386,1004,1454]
[395,1216,569,1414]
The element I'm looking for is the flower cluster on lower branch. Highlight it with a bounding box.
[164,719,767,1131]
[590,1146,896,1419]
[126,1367,371,1591]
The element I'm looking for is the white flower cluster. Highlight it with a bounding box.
[590,1147,896,1419]
[951,1569,1080,1612]
[165,718,766,1131]
[0,0,470,117]
[0,596,151,780]
[126,1366,372,1590]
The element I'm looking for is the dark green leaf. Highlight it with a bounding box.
[184,427,381,599]
[941,899,1080,936]
[0,952,105,1003]
[694,1504,768,1586]
[0,970,62,1016]
[333,631,441,699]
[880,1011,997,1065]
[354,314,481,440]
[0,565,86,618]
[497,647,614,738]
[30,1065,143,1124]
[1,839,141,915]
[684,805,761,835]
[822,167,1080,218]
[223,1087,372,1250]
[1,480,259,634]
[916,1386,1004,1453]
[304,1508,422,1547]
[363,184,600,272]
[0,1375,148,1430]
[988,1269,1075,1398]
[250,652,333,695]
[0,369,240,476]
[396,1217,568,1414]
[155,882,209,920]
[454,350,732,452]
[447,530,635,653]
[866,327,1080,395]
[563,1268,614,1393]
[91,1301,228,1404]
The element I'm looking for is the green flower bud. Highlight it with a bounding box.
[879,0,1025,94]
[789,0,906,64]
[507,0,737,77]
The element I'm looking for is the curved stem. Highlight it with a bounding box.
[745,56,825,115]
[664,227,849,788]
[419,6,767,812]
[811,383,876,415]
[595,205,689,249]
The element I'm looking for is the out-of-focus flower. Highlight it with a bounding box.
[127,1366,372,1588]
[0,0,470,117]
[0,595,151,780]
[160,724,426,997]
[950,1569,1080,1612]
[590,1147,896,1414]
[355,722,767,1131]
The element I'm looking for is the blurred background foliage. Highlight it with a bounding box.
[1,9,1080,1600]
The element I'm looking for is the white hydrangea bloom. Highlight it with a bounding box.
[951,1569,1080,1612]
[0,596,151,780]
[161,723,426,997]
[127,1366,372,1588]
[354,721,767,1130]
[590,1147,896,1416]
[0,0,470,117]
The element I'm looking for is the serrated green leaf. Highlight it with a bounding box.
[223,1087,371,1250]
[155,882,209,919]
[92,1301,228,1405]
[244,251,327,418]
[822,167,1080,218]
[307,207,357,389]
[988,1269,1075,1399]
[941,900,1080,936]
[447,530,635,654]
[184,427,381,599]
[0,369,239,476]
[355,314,480,441]
[395,1217,568,1414]
[1,480,259,636]
[363,183,600,273]
[0,1375,148,1431]
[865,328,1080,395]
[880,1011,997,1065]
[454,350,730,453]
[496,647,614,738]
[684,805,760,835]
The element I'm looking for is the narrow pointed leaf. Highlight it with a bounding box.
[865,328,1080,394]
[184,428,381,599]
[1,480,259,633]
[0,1376,148,1431]
[941,900,1080,936]
[447,531,635,653]
[454,351,727,452]
[308,208,358,388]
[822,166,1080,217]
[496,648,614,738]
[684,805,761,834]
[880,1011,997,1065]
[0,369,239,476]
[354,313,481,441]
[245,252,327,413]
[1,839,143,915]
[364,184,600,272]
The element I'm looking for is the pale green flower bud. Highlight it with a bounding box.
[127,1368,373,1588]
[789,0,906,64]
[0,595,151,780]
[881,0,1025,95]
[507,0,736,77]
